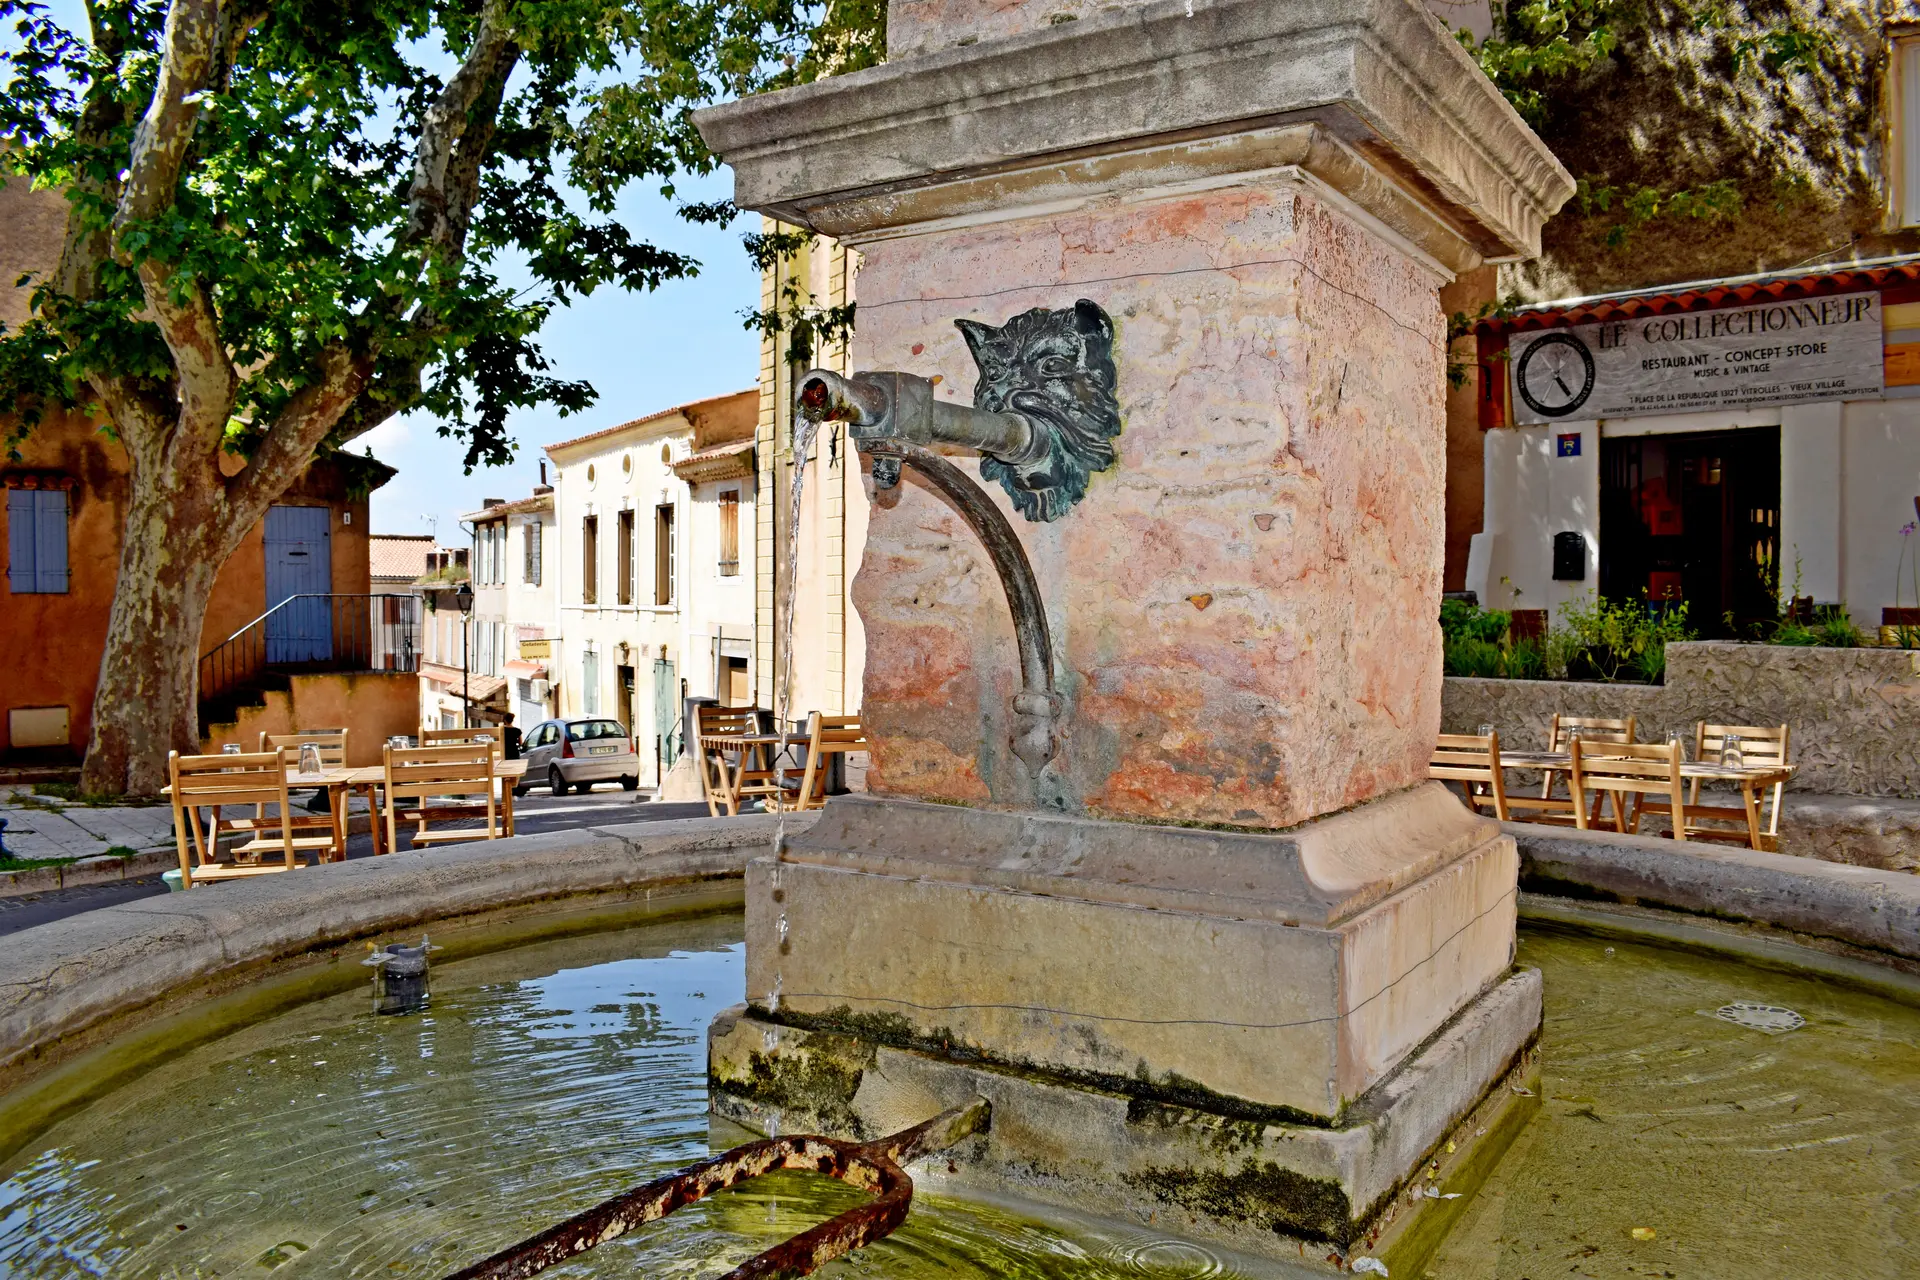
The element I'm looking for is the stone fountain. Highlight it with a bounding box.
[694,0,1573,1264]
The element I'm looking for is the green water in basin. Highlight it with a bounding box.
[0,914,1914,1278]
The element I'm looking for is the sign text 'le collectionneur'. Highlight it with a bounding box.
[1507,291,1885,426]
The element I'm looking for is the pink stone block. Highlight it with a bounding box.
[850,183,1447,827]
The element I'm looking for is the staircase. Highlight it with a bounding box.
[198,594,421,736]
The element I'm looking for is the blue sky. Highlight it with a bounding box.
[360,175,762,543]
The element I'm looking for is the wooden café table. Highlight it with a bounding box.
[340,757,527,855]
[1497,750,1795,850]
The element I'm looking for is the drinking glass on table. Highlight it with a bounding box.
[1720,734,1743,769]
[1667,730,1687,761]
[390,735,410,751]
[298,743,323,776]
[1477,723,1496,742]
[221,743,242,755]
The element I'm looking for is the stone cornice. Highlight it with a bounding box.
[694,0,1573,264]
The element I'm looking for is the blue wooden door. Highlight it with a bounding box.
[265,505,332,662]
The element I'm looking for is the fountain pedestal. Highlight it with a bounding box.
[695,0,1571,1265]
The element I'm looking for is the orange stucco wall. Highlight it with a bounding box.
[2,173,379,760]
[201,671,419,766]
[1,411,374,757]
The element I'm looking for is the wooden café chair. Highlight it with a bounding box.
[382,743,499,851]
[1429,731,1510,820]
[1567,739,1689,840]
[779,712,869,812]
[1639,722,1790,849]
[1429,730,1575,825]
[169,749,332,887]
[220,729,350,861]
[1532,713,1637,825]
[694,704,785,817]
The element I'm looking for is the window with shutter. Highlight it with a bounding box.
[7,488,69,594]
[616,509,635,605]
[719,490,740,576]
[655,503,675,605]
[582,516,598,604]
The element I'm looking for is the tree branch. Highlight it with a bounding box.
[226,345,372,521]
[113,0,237,445]
[403,4,521,262]
[45,3,178,442]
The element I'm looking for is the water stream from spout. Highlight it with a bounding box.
[765,412,823,1014]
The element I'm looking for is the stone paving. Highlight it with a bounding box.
[0,788,175,861]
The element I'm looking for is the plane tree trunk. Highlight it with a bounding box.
[79,460,239,796]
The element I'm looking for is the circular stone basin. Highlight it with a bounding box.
[0,913,1915,1278]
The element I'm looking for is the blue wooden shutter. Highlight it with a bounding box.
[7,490,34,591]
[35,490,69,592]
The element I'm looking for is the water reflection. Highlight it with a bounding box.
[1,916,1915,1278]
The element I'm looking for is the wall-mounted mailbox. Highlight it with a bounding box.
[1552,531,1587,582]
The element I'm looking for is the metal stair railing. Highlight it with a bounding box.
[199,593,422,710]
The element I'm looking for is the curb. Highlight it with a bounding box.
[0,812,393,899]
[0,849,173,897]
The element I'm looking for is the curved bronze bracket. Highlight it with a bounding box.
[862,439,1062,774]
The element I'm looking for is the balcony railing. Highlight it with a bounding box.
[200,593,421,708]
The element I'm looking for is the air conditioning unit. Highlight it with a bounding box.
[529,679,551,702]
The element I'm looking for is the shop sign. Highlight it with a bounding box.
[1508,291,1884,424]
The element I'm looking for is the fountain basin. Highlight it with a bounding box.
[2,870,1916,1278]
[0,814,805,1161]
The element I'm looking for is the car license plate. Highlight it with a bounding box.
[590,745,619,755]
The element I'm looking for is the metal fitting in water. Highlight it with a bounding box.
[364,938,439,1015]
[443,1097,992,1280]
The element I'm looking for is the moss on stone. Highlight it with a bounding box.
[1125,1158,1353,1246]
[709,1030,874,1136]
[768,1005,1334,1127]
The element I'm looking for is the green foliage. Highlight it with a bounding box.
[1444,298,1524,390]
[744,227,857,367]
[1457,0,1622,126]
[0,0,886,470]
[1770,604,1861,647]
[1575,176,1743,249]
[1443,634,1507,678]
[1554,594,1696,682]
[1504,636,1547,680]
[1441,598,1510,645]
[1439,599,1552,679]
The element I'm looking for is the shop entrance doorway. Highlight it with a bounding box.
[1600,427,1779,637]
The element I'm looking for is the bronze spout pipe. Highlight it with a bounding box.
[796,369,1041,465]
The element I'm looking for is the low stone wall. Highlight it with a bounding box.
[1444,641,1920,798]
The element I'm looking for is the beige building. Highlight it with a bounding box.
[546,390,758,785]
[461,488,557,730]
[754,225,869,726]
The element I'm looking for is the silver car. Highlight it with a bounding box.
[518,717,640,796]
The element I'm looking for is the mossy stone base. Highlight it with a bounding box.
[708,968,1542,1268]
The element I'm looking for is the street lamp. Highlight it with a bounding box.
[455,580,474,729]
